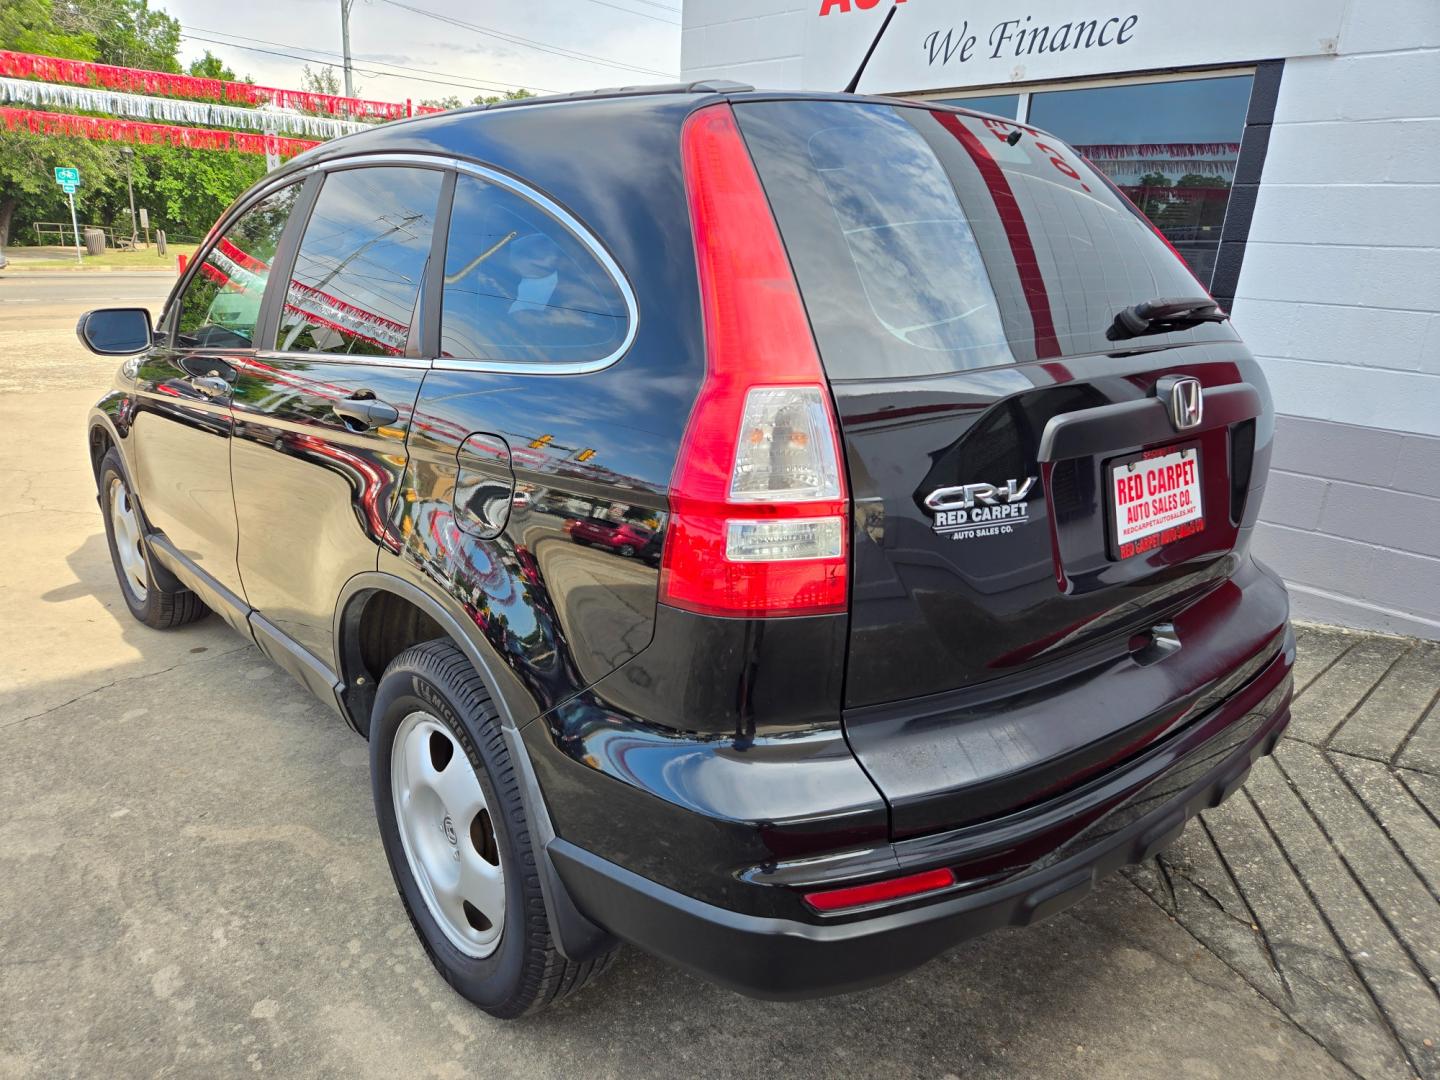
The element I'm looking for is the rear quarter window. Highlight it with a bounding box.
[440,174,631,366]
[735,100,1239,380]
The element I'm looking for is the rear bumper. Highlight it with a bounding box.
[548,629,1293,999]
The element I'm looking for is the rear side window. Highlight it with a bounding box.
[176,183,301,349]
[736,101,1239,378]
[440,174,630,365]
[276,167,443,357]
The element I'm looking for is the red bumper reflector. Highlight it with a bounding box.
[804,867,957,913]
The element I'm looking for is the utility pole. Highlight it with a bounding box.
[120,146,138,249]
[340,0,356,97]
[67,190,82,266]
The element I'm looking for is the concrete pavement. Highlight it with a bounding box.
[0,271,175,395]
[1,272,1436,1079]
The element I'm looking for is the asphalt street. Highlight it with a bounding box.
[1,267,1434,1079]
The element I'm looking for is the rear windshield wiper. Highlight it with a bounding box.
[1108,296,1229,341]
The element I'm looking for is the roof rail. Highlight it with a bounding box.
[480,80,754,111]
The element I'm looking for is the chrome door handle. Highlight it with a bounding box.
[331,397,400,430]
[191,375,231,398]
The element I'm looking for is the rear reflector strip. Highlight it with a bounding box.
[804,867,957,913]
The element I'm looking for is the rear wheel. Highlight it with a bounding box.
[369,639,615,1017]
[98,448,208,629]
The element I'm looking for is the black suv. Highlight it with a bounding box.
[80,84,1294,1017]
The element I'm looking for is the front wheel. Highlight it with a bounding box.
[97,448,208,629]
[369,639,614,1017]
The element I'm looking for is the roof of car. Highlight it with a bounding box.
[281,84,1020,173]
[479,79,756,110]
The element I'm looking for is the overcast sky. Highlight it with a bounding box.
[165,0,681,104]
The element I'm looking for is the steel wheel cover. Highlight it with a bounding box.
[108,475,148,602]
[390,710,505,958]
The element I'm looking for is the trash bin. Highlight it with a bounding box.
[83,228,106,257]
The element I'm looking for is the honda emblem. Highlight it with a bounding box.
[1164,376,1204,431]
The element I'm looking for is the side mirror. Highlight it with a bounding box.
[77,308,154,356]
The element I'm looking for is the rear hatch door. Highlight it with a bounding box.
[735,99,1273,832]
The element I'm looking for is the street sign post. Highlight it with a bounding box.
[53,167,82,265]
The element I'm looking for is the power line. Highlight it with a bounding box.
[582,0,680,26]
[376,0,678,79]
[180,28,549,95]
[179,28,553,96]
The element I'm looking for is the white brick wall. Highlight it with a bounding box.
[681,0,807,88]
[1234,10,1440,636]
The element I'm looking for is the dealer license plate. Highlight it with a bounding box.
[1110,446,1205,559]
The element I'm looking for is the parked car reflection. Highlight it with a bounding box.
[563,516,661,565]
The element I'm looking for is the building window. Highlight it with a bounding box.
[1027,74,1254,285]
[933,93,1022,120]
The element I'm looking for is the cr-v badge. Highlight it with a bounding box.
[924,477,1037,540]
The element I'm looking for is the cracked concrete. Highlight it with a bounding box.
[2,272,1435,1078]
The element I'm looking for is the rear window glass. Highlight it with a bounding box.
[735,101,1239,379]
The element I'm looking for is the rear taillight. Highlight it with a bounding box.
[660,104,849,618]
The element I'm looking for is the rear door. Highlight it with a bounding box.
[230,164,445,669]
[736,100,1265,706]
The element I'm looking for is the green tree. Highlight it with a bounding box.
[1132,170,1174,221]
[0,0,98,59]
[0,1,276,247]
[301,64,345,96]
[127,144,265,241]
[0,128,124,246]
[422,89,535,111]
[187,50,237,81]
[476,89,535,104]
[52,0,183,71]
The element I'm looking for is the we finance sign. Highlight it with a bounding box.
[801,0,1347,93]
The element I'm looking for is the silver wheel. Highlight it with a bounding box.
[108,475,148,602]
[391,710,505,958]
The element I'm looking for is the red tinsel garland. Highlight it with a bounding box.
[1075,142,1241,159]
[0,50,439,121]
[1,106,320,157]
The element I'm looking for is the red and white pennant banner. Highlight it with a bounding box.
[0,76,368,139]
[205,240,408,356]
[0,50,441,121]
[1,106,320,157]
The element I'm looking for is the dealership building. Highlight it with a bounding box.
[681,0,1440,638]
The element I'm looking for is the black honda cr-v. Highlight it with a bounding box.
[80,83,1293,1017]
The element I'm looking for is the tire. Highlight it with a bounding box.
[369,639,615,1017]
[97,447,208,629]
[616,544,635,558]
